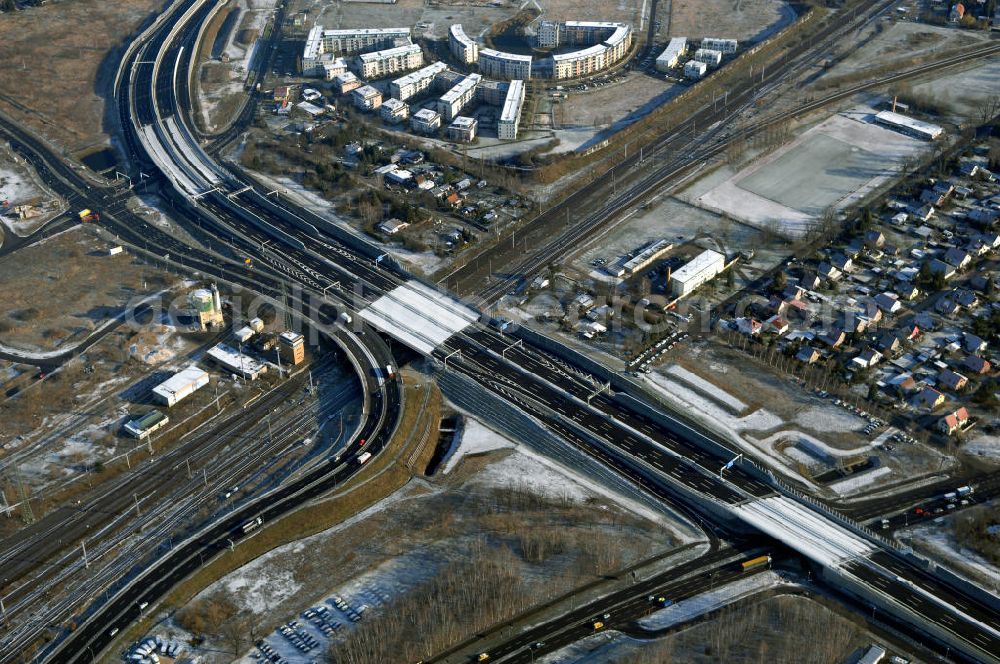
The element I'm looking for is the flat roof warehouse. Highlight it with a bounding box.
[874,111,942,140]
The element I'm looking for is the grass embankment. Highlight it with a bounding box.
[115,371,440,644]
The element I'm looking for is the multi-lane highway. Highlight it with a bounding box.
[6,0,999,660]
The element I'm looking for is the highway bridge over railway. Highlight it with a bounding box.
[6,0,1000,661]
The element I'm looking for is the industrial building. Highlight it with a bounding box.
[436,73,481,121]
[479,49,533,80]
[152,366,209,407]
[189,284,223,331]
[333,71,361,94]
[351,85,383,111]
[684,60,707,79]
[449,24,479,64]
[874,111,943,140]
[380,97,410,123]
[206,343,268,380]
[670,249,725,296]
[279,331,305,366]
[352,43,423,79]
[623,239,673,276]
[447,116,478,142]
[411,107,442,134]
[390,61,447,101]
[302,26,412,73]
[692,48,722,67]
[124,410,169,439]
[655,37,687,71]
[497,79,525,140]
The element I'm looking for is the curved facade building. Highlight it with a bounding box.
[449,24,480,64]
[478,48,533,80]
[541,21,633,81]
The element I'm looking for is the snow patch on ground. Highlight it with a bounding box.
[794,405,865,434]
[827,466,891,496]
[644,372,783,432]
[665,364,747,412]
[441,417,515,474]
[902,520,1000,587]
[638,571,786,631]
[541,572,787,663]
[0,156,65,237]
[964,433,1000,462]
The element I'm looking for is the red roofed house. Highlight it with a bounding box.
[938,407,969,435]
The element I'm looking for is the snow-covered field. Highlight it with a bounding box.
[901,518,1000,588]
[0,151,64,237]
[964,433,1000,462]
[666,365,748,413]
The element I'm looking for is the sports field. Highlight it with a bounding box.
[737,133,896,217]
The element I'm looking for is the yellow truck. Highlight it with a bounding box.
[78,209,100,222]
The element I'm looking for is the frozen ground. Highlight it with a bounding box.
[540,572,787,664]
[666,365,748,413]
[964,432,1000,462]
[440,417,514,474]
[826,466,891,496]
[0,149,64,237]
[664,0,795,43]
[908,56,1000,123]
[826,21,993,78]
[637,571,786,631]
[901,517,1000,589]
[693,109,927,237]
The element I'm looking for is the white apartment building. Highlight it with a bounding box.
[302,26,412,75]
[684,60,707,79]
[478,49,532,80]
[447,116,478,142]
[379,97,409,123]
[449,24,480,64]
[411,107,442,134]
[701,37,738,54]
[692,48,722,67]
[545,21,632,80]
[436,72,481,121]
[390,61,447,101]
[352,43,423,79]
[497,79,525,140]
[351,85,383,111]
[655,37,687,71]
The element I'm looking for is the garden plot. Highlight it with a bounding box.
[693,110,927,238]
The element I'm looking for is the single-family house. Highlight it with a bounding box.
[928,259,956,280]
[887,373,918,396]
[874,292,902,314]
[764,315,789,336]
[943,248,971,270]
[912,386,946,410]
[876,332,902,355]
[938,407,970,435]
[964,354,992,374]
[936,298,959,316]
[799,272,821,290]
[955,289,979,309]
[852,348,884,370]
[937,369,968,392]
[796,347,820,364]
[377,218,409,235]
[820,329,847,349]
[964,333,988,354]
[898,283,920,300]
[830,253,853,272]
[817,262,842,281]
[864,230,886,248]
[736,317,763,336]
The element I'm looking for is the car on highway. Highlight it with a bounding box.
[477,654,490,661]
